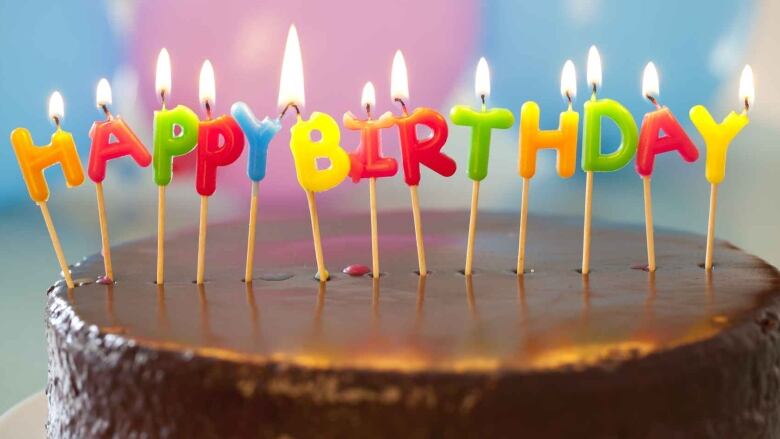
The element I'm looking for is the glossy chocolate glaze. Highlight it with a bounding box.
[47,211,780,438]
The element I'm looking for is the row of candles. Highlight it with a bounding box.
[12,26,754,289]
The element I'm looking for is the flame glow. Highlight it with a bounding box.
[155,48,171,100]
[587,45,602,91]
[96,78,112,108]
[48,91,64,122]
[642,62,659,100]
[739,64,755,110]
[475,57,490,98]
[361,81,376,109]
[560,60,577,100]
[277,25,305,110]
[199,60,216,109]
[391,50,409,102]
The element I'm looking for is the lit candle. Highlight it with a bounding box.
[343,81,398,278]
[230,103,282,283]
[580,46,639,275]
[281,25,351,282]
[88,78,152,281]
[152,48,199,285]
[450,57,515,276]
[388,50,457,276]
[195,60,246,284]
[517,59,579,275]
[11,92,85,289]
[690,65,754,270]
[636,62,699,272]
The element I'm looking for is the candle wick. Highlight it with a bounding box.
[279,103,301,120]
[365,103,372,120]
[744,97,750,113]
[591,83,598,96]
[646,94,661,110]
[52,116,61,129]
[394,98,408,116]
[101,104,112,121]
[480,94,486,106]
[565,91,573,107]
[205,101,213,120]
[160,91,167,109]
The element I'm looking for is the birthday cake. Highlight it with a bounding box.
[45,211,780,438]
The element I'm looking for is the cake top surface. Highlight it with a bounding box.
[56,210,780,373]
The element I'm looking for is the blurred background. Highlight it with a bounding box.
[1,0,778,412]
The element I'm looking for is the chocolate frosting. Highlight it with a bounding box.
[47,211,780,438]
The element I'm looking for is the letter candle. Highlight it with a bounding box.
[88,78,152,281]
[636,62,699,272]
[230,103,281,283]
[152,48,199,285]
[343,82,398,278]
[690,65,754,270]
[450,58,515,276]
[389,50,456,276]
[195,60,245,284]
[281,25,351,282]
[580,46,639,275]
[11,92,85,289]
[517,60,579,275]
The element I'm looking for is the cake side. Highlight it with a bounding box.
[46,284,780,438]
[46,212,780,438]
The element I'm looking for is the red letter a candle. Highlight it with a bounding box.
[88,78,152,281]
[636,62,699,272]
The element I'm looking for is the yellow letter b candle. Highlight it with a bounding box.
[290,112,350,192]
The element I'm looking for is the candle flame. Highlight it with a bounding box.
[96,78,112,108]
[277,24,305,110]
[475,57,490,99]
[642,62,659,100]
[560,60,577,101]
[199,60,216,110]
[48,91,64,123]
[587,45,602,91]
[391,50,409,102]
[361,81,376,109]
[739,64,754,111]
[155,48,171,101]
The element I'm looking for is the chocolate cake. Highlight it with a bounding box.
[46,211,780,438]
